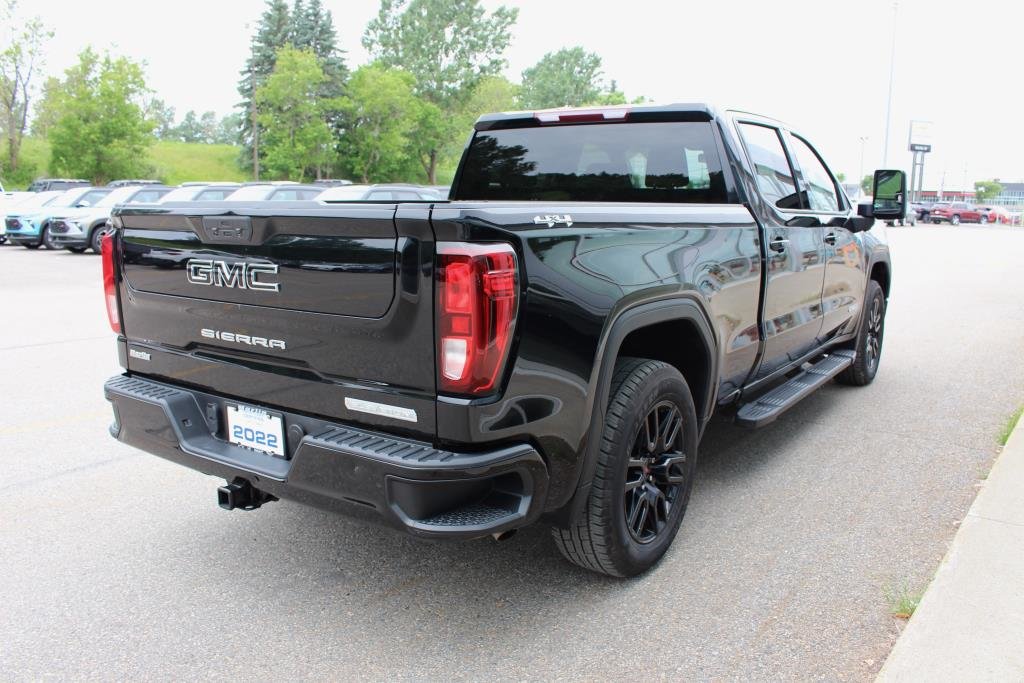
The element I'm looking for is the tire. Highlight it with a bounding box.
[979,215,988,225]
[552,358,698,577]
[837,279,886,386]
[951,214,960,225]
[89,226,107,254]
[24,241,40,250]
[67,247,87,254]
[42,225,59,250]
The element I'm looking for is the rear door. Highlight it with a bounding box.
[115,202,438,437]
[735,121,827,379]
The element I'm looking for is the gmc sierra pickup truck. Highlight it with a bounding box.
[102,104,904,577]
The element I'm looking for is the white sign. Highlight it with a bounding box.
[909,120,933,152]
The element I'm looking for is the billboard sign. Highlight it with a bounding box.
[909,120,933,153]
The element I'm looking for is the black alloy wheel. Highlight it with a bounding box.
[864,294,883,376]
[624,401,687,543]
[837,279,886,386]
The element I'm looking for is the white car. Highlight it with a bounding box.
[48,185,171,253]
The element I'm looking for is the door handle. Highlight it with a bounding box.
[768,236,789,253]
[824,232,837,245]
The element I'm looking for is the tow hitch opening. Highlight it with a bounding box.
[217,478,277,511]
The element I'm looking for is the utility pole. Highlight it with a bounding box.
[882,1,898,167]
[858,136,868,190]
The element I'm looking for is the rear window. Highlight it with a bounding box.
[454,121,729,203]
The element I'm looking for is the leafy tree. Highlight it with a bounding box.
[836,172,846,183]
[974,179,1002,203]
[256,46,336,180]
[48,48,155,184]
[0,0,51,177]
[237,0,292,175]
[861,174,873,194]
[363,0,518,183]
[145,97,176,139]
[29,74,61,137]
[519,47,603,109]
[336,64,420,183]
[215,113,242,145]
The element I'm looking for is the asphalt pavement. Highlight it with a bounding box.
[2,226,1023,681]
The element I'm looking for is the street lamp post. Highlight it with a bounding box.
[858,136,868,191]
[882,1,898,167]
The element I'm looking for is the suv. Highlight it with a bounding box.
[222,184,325,201]
[157,183,241,203]
[4,186,111,249]
[930,202,986,224]
[26,178,90,192]
[317,184,442,201]
[103,104,901,577]
[49,185,172,253]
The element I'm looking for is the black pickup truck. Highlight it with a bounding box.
[103,104,904,577]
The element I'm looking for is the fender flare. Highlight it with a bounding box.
[555,295,719,526]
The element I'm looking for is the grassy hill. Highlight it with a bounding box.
[3,138,250,189]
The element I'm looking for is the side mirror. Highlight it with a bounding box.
[871,169,907,220]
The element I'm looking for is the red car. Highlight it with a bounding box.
[977,206,1011,224]
[929,202,987,225]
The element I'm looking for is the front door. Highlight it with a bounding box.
[736,122,827,380]
[786,132,867,342]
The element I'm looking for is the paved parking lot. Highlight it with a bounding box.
[2,226,1023,681]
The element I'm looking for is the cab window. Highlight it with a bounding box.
[738,123,801,210]
[789,135,841,212]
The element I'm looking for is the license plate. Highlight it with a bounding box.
[226,404,285,456]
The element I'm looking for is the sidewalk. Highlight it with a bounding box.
[878,419,1024,681]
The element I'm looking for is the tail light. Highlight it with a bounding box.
[101,232,121,334]
[436,242,518,395]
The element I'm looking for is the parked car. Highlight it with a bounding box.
[26,178,90,192]
[0,192,37,244]
[49,185,172,253]
[106,179,163,188]
[5,186,112,249]
[929,202,986,224]
[977,206,1011,224]
[2,191,64,244]
[317,184,442,201]
[886,203,917,227]
[910,201,935,221]
[313,179,353,186]
[158,183,241,203]
[223,184,325,201]
[105,102,900,577]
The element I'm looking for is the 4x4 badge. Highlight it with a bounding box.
[533,214,573,228]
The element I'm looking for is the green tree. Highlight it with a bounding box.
[48,48,155,184]
[363,0,518,183]
[836,172,846,183]
[336,64,421,183]
[237,0,292,176]
[256,46,335,180]
[519,47,603,109]
[29,74,61,137]
[0,0,52,178]
[974,179,1003,203]
[215,112,242,144]
[861,174,873,194]
[145,97,176,139]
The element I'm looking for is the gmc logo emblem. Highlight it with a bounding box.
[186,259,280,292]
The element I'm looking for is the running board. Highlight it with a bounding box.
[735,350,855,428]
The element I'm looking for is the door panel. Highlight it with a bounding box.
[736,122,827,379]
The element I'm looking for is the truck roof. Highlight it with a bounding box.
[474,103,785,130]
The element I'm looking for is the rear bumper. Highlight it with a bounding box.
[104,375,548,538]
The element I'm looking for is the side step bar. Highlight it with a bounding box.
[735,350,855,428]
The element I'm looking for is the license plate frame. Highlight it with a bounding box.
[225,403,286,457]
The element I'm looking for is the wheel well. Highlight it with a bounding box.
[870,261,890,298]
[616,320,712,419]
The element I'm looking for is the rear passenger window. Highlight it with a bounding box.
[790,135,840,212]
[368,191,394,200]
[738,123,801,210]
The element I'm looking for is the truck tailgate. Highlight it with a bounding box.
[114,203,437,437]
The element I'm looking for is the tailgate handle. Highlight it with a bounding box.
[201,216,254,244]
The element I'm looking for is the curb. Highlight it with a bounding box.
[877,415,1024,681]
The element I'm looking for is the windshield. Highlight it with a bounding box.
[160,186,203,202]
[318,185,371,200]
[51,188,88,207]
[455,121,729,203]
[96,187,139,207]
[224,186,274,201]
[14,192,62,210]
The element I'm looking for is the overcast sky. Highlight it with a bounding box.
[18,0,1022,189]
